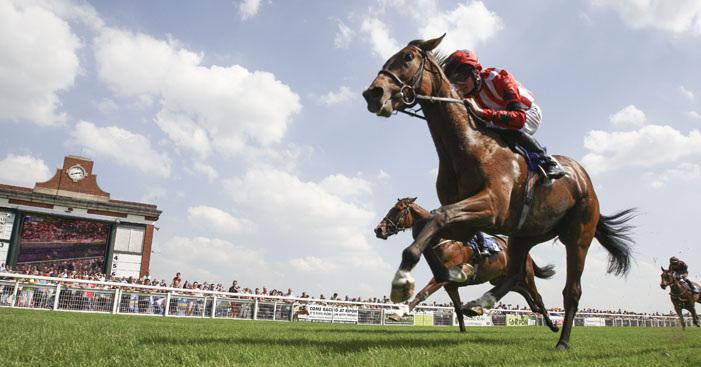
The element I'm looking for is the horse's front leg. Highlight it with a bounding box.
[391,236,442,302]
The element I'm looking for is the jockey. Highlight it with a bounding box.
[443,50,566,180]
[669,256,700,294]
[471,232,491,259]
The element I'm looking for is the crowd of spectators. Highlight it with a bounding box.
[0,264,680,317]
[20,216,109,244]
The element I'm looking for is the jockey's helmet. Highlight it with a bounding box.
[445,50,482,84]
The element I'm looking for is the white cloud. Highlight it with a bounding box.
[155,109,211,159]
[239,0,261,20]
[688,111,701,120]
[608,104,647,128]
[289,256,338,273]
[647,162,701,189]
[582,124,701,174]
[224,167,380,252]
[593,0,701,36]
[361,1,502,59]
[319,174,372,199]
[321,86,354,106]
[222,168,392,275]
[418,0,503,53]
[187,205,255,234]
[190,161,219,182]
[151,236,277,286]
[680,86,695,101]
[0,154,51,187]
[94,27,301,157]
[69,120,172,177]
[334,19,354,48]
[0,0,81,125]
[361,17,400,59]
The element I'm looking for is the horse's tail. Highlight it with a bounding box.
[533,262,556,279]
[595,208,636,276]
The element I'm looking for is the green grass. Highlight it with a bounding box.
[1,308,699,367]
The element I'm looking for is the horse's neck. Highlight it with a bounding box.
[419,79,482,163]
[410,204,431,240]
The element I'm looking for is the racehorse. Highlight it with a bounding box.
[660,267,700,329]
[362,35,635,349]
[375,197,559,333]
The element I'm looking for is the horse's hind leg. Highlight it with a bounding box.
[463,237,536,316]
[444,283,465,332]
[690,306,699,327]
[519,269,559,332]
[555,213,596,350]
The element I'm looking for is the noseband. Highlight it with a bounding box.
[382,205,413,236]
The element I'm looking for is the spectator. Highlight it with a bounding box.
[171,272,182,288]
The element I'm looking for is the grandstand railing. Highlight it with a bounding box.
[0,273,692,327]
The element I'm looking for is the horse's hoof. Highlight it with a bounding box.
[448,266,469,283]
[461,304,483,317]
[550,325,560,333]
[390,284,414,303]
[555,341,570,350]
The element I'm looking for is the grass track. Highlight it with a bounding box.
[1,308,699,367]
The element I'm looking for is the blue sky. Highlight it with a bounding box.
[1,0,700,313]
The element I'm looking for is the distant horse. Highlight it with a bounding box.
[660,267,700,329]
[375,197,558,333]
[362,35,635,349]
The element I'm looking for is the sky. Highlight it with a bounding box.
[1,0,700,313]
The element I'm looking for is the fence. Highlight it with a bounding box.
[0,273,692,327]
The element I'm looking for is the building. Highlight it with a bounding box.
[0,155,161,278]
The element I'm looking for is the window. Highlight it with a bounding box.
[114,226,145,254]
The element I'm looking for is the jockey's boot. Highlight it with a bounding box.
[513,131,566,180]
[473,232,490,261]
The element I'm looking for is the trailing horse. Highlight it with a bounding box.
[375,197,559,333]
[660,267,700,329]
[362,35,635,349]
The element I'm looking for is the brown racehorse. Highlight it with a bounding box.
[660,267,700,329]
[362,35,635,349]
[375,197,559,333]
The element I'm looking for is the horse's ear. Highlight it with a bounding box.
[410,197,417,203]
[418,34,445,52]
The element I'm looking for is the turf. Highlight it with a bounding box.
[1,308,699,367]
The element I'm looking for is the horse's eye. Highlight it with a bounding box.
[404,52,414,62]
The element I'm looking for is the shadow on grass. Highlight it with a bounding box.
[140,334,523,353]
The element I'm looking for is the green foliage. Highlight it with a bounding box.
[1,308,699,367]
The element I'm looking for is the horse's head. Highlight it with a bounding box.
[660,266,674,289]
[362,35,446,117]
[375,197,418,239]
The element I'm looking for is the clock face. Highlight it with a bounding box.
[66,165,87,182]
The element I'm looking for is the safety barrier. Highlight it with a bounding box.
[0,273,691,327]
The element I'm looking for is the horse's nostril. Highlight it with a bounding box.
[363,87,384,103]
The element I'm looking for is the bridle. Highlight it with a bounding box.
[376,46,463,119]
[381,205,413,237]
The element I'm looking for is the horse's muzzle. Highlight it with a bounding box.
[374,226,388,239]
